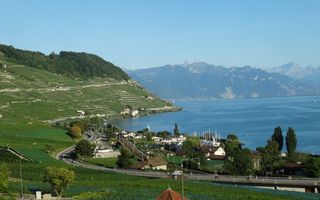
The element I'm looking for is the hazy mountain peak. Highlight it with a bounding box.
[129,62,320,99]
[267,62,317,80]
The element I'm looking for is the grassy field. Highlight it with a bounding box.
[84,157,118,168]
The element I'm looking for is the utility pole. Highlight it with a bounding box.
[19,160,23,199]
[181,160,184,200]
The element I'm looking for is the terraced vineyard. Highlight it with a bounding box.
[0,64,169,124]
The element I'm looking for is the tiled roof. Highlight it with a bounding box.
[156,188,187,200]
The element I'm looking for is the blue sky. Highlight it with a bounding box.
[0,0,319,69]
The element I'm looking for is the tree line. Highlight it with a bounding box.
[0,44,129,80]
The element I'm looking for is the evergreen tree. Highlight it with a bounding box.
[286,127,297,159]
[173,123,180,137]
[272,126,283,151]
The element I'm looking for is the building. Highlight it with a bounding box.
[250,151,262,170]
[201,146,226,160]
[156,187,187,200]
[94,148,120,158]
[134,157,168,171]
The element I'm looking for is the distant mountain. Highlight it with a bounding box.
[267,62,320,85]
[0,44,129,80]
[129,62,320,99]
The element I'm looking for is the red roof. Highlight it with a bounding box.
[156,188,187,200]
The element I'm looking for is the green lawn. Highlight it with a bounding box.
[84,157,118,168]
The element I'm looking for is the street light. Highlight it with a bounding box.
[180,159,184,200]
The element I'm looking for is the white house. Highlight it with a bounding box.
[201,146,226,160]
[77,110,86,116]
[131,110,139,117]
[94,147,120,158]
[152,136,162,143]
[135,157,167,171]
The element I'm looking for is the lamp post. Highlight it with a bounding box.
[180,160,184,200]
[19,160,23,199]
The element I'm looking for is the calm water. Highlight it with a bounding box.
[111,96,320,154]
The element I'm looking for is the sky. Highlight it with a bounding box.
[0,0,319,69]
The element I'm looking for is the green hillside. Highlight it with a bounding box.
[0,44,129,80]
[0,63,169,124]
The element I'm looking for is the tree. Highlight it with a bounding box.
[224,148,253,175]
[74,140,96,159]
[116,148,134,168]
[286,127,297,159]
[225,134,241,157]
[261,140,280,174]
[182,137,206,169]
[173,123,180,137]
[272,126,283,151]
[43,167,75,196]
[0,164,9,192]
[227,134,238,141]
[304,156,320,178]
[69,125,82,139]
[156,131,171,138]
[45,144,56,154]
[105,123,114,140]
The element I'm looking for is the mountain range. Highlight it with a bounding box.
[266,62,320,85]
[128,62,320,100]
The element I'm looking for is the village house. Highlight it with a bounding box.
[94,148,120,158]
[161,135,186,146]
[77,110,86,116]
[131,110,139,117]
[134,157,168,171]
[152,136,162,143]
[120,108,139,117]
[201,146,226,160]
[250,151,262,170]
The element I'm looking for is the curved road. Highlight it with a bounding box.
[56,135,320,190]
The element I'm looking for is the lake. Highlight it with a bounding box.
[111,95,320,154]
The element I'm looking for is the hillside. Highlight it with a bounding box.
[0,46,170,124]
[0,44,129,80]
[129,62,320,99]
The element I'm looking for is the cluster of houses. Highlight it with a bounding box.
[120,108,140,117]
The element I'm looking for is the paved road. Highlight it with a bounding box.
[56,134,320,189]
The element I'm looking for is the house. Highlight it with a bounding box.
[161,135,186,146]
[201,139,221,147]
[77,110,86,116]
[250,151,262,170]
[156,187,187,200]
[201,146,226,160]
[152,136,162,143]
[134,157,168,171]
[127,132,136,138]
[131,110,139,117]
[94,147,120,158]
[283,162,305,176]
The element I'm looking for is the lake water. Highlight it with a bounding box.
[111,96,320,154]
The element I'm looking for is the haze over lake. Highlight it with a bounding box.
[112,95,320,154]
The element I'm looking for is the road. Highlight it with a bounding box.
[56,134,320,190]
